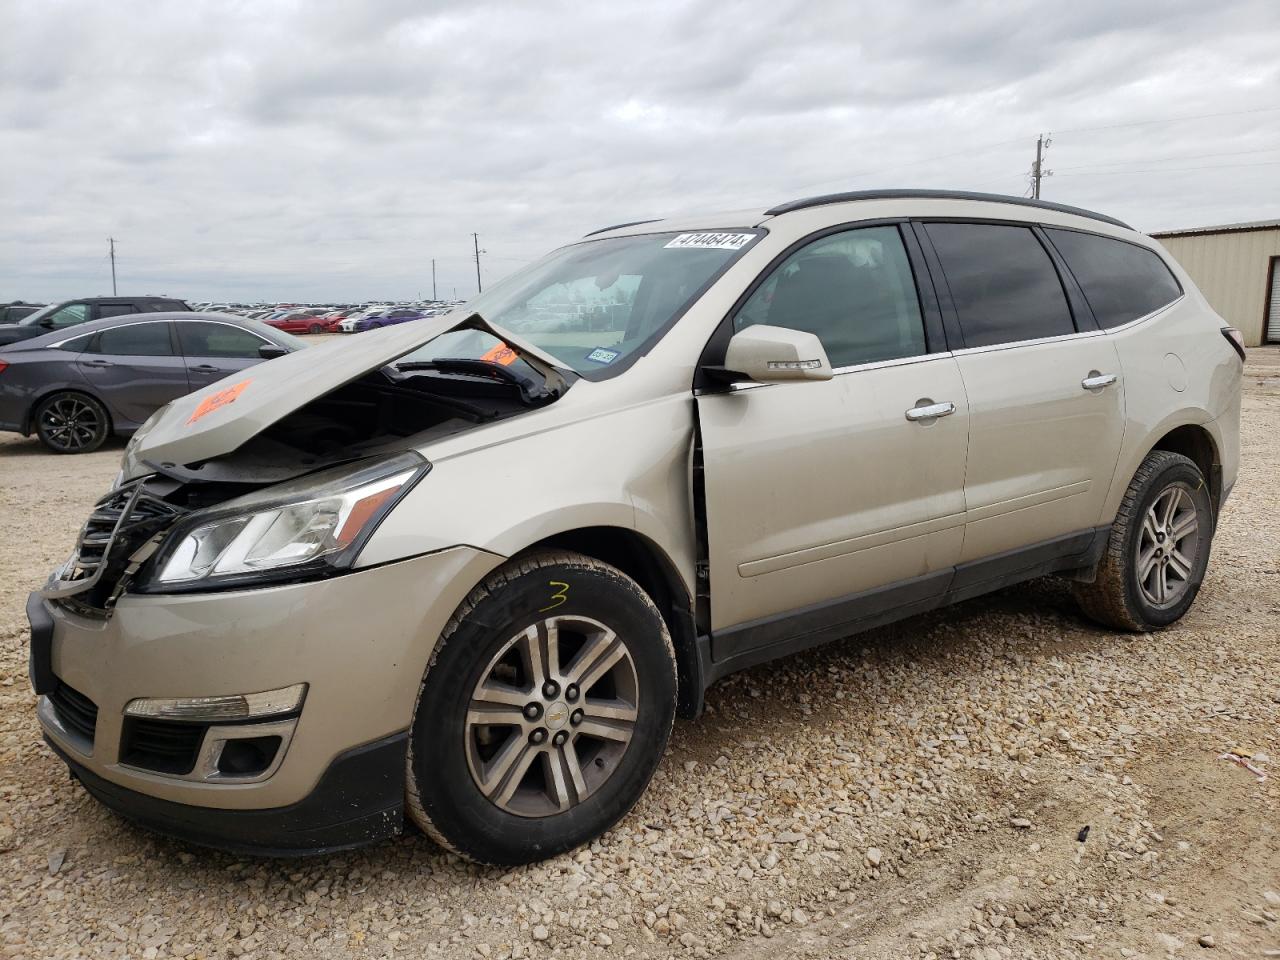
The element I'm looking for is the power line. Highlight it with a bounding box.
[1054,146,1280,172]
[1055,160,1280,177]
[790,107,1280,197]
[790,135,1030,194]
[1053,105,1280,136]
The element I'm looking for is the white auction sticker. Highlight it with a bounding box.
[664,232,754,251]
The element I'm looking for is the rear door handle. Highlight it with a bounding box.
[80,359,113,368]
[190,364,221,373]
[905,401,957,422]
[1081,372,1118,391]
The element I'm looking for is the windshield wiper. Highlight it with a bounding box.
[394,358,557,405]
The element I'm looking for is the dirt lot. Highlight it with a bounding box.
[1,351,1277,960]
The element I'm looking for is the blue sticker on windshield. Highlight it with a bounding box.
[585,347,620,365]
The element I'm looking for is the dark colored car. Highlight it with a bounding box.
[0,313,301,453]
[264,311,331,335]
[0,302,45,324]
[352,307,423,332]
[0,297,191,347]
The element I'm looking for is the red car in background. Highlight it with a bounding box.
[264,311,330,335]
[319,310,349,332]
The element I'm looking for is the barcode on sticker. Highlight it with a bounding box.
[664,232,754,251]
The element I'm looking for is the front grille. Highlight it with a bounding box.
[50,481,186,611]
[120,717,206,776]
[49,682,98,745]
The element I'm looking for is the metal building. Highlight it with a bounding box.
[1149,220,1280,346]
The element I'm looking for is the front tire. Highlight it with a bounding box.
[34,392,110,454]
[308,323,324,334]
[406,550,677,865]
[1074,451,1214,631]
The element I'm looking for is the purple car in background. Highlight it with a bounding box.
[352,307,424,332]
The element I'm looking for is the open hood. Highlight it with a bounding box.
[126,312,570,470]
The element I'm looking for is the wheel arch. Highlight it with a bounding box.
[23,386,115,438]
[1147,422,1221,515]
[513,526,705,719]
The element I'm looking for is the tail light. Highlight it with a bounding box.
[0,359,8,376]
[1221,327,1246,362]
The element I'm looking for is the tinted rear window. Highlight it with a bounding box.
[1045,229,1182,328]
[925,223,1075,348]
[89,323,174,356]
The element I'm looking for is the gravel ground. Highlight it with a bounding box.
[1,350,1278,960]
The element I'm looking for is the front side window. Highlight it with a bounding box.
[925,223,1075,348]
[97,304,137,319]
[88,323,174,357]
[1045,229,1182,328]
[733,225,927,368]
[44,303,89,329]
[177,321,268,359]
[400,230,759,378]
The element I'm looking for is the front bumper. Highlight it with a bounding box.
[46,730,408,856]
[31,545,503,848]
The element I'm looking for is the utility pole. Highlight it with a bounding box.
[108,237,118,295]
[472,233,485,293]
[431,258,437,301]
[1031,133,1052,199]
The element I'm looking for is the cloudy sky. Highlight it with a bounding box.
[2,0,1278,304]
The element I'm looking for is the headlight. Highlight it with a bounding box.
[139,452,428,591]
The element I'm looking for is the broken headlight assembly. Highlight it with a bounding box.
[136,452,429,593]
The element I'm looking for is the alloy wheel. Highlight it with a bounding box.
[40,396,101,452]
[465,615,638,818]
[1136,483,1202,607]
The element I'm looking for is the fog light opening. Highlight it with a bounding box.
[216,735,283,777]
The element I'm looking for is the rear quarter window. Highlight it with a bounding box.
[1045,229,1182,328]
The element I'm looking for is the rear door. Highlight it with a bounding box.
[74,320,190,429]
[918,221,1125,569]
[697,223,969,662]
[176,320,272,389]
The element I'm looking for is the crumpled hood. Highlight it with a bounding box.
[124,311,567,471]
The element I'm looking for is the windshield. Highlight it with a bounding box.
[399,229,759,378]
[19,303,58,326]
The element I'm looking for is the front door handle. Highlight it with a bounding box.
[905,400,957,423]
[80,359,113,368]
[190,364,221,373]
[1081,372,1118,391]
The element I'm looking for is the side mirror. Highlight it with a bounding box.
[720,325,833,384]
[39,318,55,329]
[258,344,288,359]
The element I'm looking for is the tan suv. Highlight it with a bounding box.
[29,190,1243,864]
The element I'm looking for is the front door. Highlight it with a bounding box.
[919,221,1126,563]
[175,320,272,389]
[74,320,190,429]
[696,224,970,664]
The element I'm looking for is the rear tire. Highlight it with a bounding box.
[1073,451,1214,631]
[308,323,323,334]
[34,392,110,454]
[405,550,677,865]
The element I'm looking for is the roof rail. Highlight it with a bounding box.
[764,189,1132,230]
[583,219,663,238]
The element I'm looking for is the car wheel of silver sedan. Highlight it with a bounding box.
[405,550,677,865]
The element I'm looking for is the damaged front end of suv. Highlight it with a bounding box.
[42,313,572,619]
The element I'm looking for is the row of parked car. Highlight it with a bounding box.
[0,295,469,453]
[190,301,464,335]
